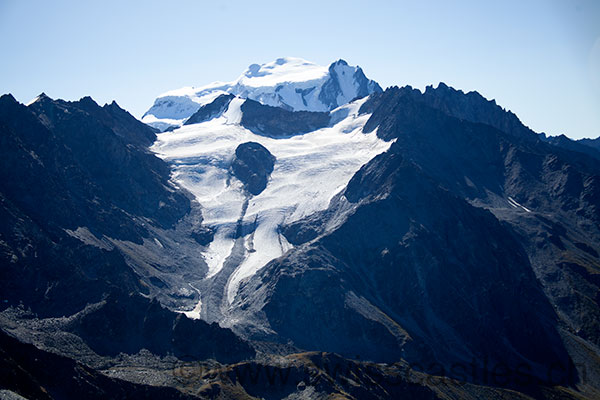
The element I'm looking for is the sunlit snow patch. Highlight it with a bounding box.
[508,196,532,213]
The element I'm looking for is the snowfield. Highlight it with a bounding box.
[151,96,392,309]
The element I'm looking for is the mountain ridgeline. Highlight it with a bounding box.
[1,58,600,399]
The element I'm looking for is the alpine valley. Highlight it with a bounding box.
[1,57,600,399]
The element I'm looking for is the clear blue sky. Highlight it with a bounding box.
[1,0,599,139]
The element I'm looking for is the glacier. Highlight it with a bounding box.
[150,96,393,318]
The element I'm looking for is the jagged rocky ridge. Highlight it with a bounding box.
[185,95,332,137]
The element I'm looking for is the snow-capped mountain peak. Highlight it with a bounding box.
[237,57,328,87]
[142,57,382,131]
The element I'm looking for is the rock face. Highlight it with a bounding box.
[231,142,275,195]
[318,59,382,110]
[70,292,254,363]
[184,94,234,125]
[182,94,332,136]
[240,99,330,137]
[142,57,382,130]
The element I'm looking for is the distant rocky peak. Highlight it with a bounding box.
[320,59,382,110]
[24,92,51,106]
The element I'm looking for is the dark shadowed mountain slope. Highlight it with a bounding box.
[580,137,600,151]
[73,95,159,147]
[0,329,199,400]
[0,94,151,316]
[231,86,600,395]
[0,93,188,316]
[67,292,254,363]
[360,87,600,235]
[240,99,330,137]
[1,93,189,243]
[0,94,254,366]
[362,86,600,360]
